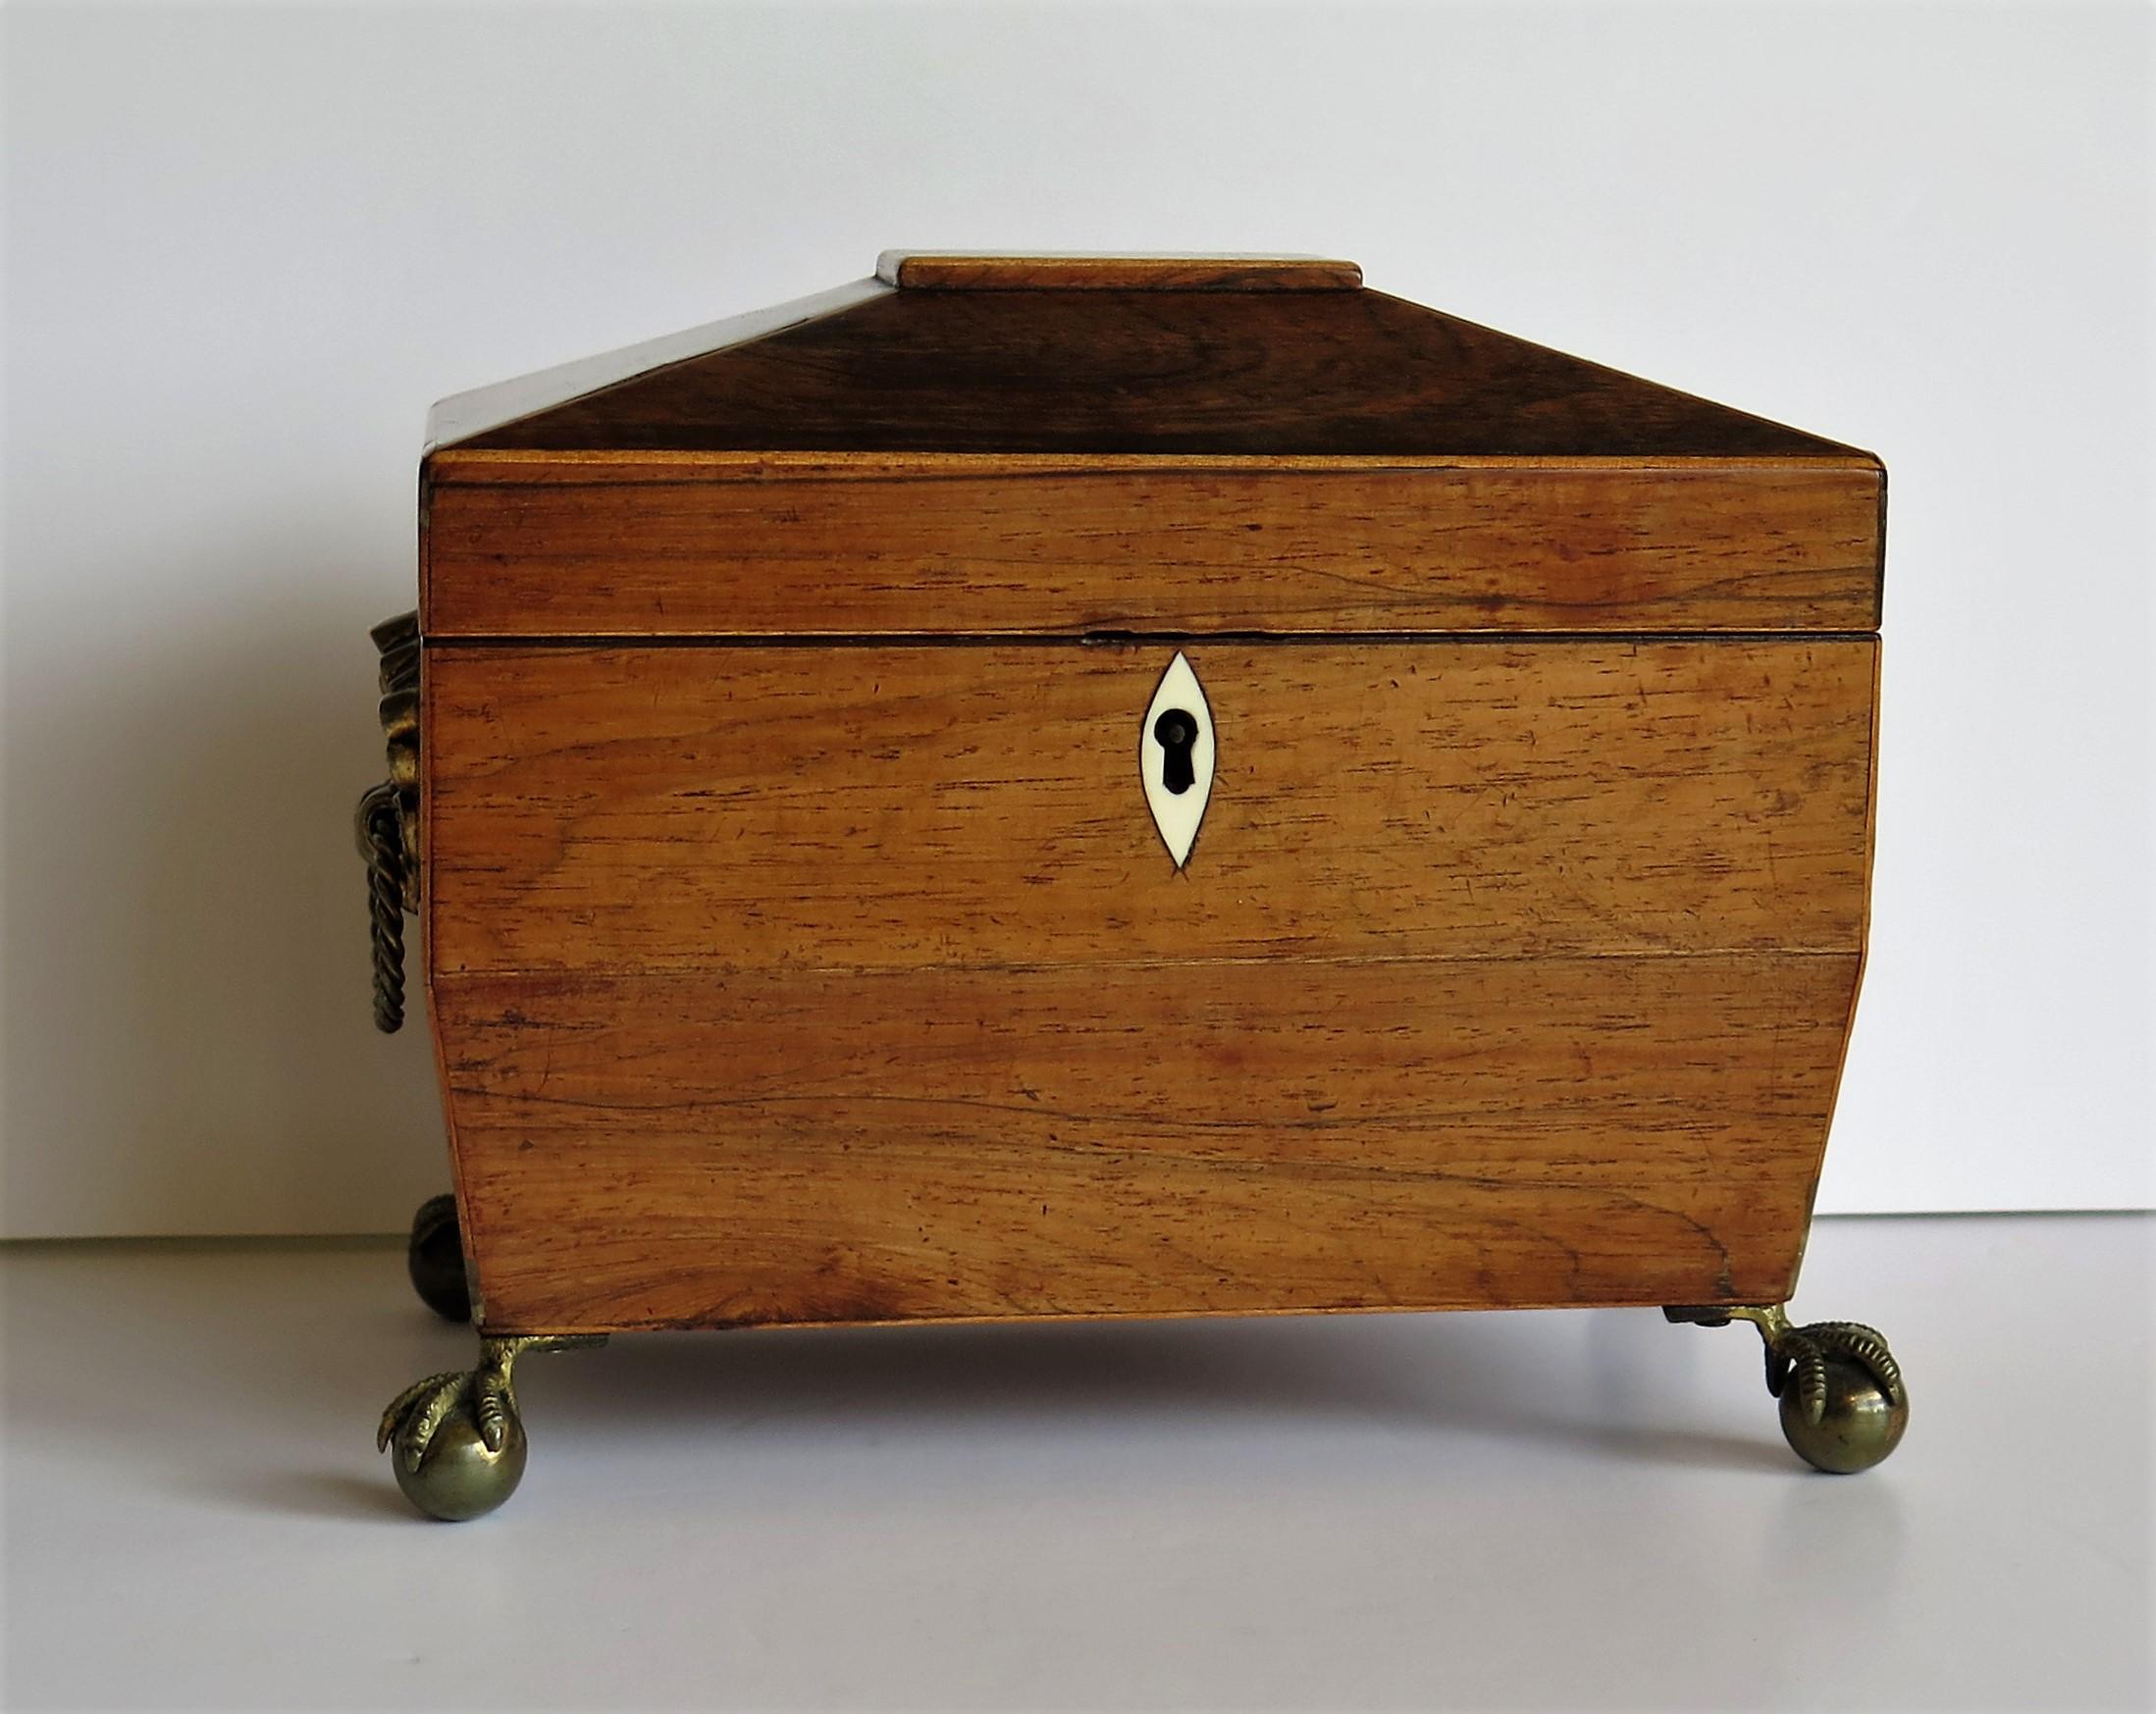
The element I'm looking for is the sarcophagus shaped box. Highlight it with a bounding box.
[364,252,1904,1519]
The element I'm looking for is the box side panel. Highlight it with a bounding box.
[421,455,1882,638]
[422,636,1876,1326]
[425,640,1876,976]
[434,955,1860,1331]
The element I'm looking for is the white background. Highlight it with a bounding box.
[2,1,2149,1237]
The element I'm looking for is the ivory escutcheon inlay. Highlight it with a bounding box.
[1139,652,1215,868]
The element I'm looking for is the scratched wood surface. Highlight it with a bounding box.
[422,454,1882,638]
[422,640,1875,977]
[432,954,1860,1331]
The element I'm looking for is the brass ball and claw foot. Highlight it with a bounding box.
[378,1333,605,1521]
[406,1193,471,1323]
[1664,1303,1908,1473]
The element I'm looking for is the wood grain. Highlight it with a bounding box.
[427,280,890,452]
[432,954,1857,1331]
[415,263,1887,1338]
[874,252,1364,290]
[422,640,1874,977]
[421,454,1882,637]
[447,286,1870,459]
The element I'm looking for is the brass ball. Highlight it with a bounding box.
[392,1410,528,1521]
[407,1195,471,1324]
[1778,1354,1908,1474]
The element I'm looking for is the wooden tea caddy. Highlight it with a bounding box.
[360,252,1905,1520]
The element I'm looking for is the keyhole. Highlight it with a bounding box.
[1154,708,1199,795]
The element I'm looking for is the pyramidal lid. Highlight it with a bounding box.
[427,251,1875,463]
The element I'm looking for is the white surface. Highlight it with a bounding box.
[2,1215,2149,1711]
[1141,652,1215,869]
[2,2,2150,1234]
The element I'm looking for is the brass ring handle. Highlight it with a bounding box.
[359,610,421,1033]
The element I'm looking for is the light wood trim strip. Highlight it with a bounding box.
[875,251,1363,290]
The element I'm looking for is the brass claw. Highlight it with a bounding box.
[1764,1317,1905,1428]
[1665,1302,1909,1474]
[377,1334,603,1521]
